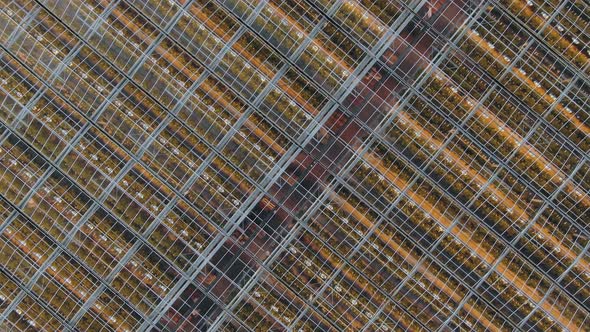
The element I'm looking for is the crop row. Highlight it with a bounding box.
[341,144,587,331]
[497,0,589,69]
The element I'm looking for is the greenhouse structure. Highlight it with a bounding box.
[0,0,589,331]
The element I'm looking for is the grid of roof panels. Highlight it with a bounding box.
[0,0,588,331]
